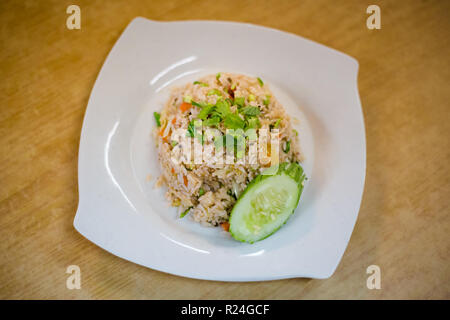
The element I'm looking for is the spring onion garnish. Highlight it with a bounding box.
[248,94,256,102]
[293,129,299,136]
[231,82,237,90]
[224,113,245,129]
[234,97,245,107]
[216,72,221,81]
[241,106,261,116]
[198,188,205,197]
[193,81,208,87]
[197,104,215,119]
[263,94,271,106]
[180,206,193,218]
[171,140,178,147]
[273,119,281,128]
[246,117,260,129]
[187,121,195,137]
[257,77,264,86]
[283,140,291,153]
[183,95,192,103]
[207,89,222,96]
[215,98,231,117]
[203,116,220,127]
[153,112,161,127]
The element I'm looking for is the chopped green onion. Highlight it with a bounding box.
[187,121,195,137]
[273,119,281,128]
[193,81,208,87]
[234,97,245,107]
[283,140,291,153]
[191,100,208,108]
[293,129,299,136]
[153,112,161,127]
[180,206,193,218]
[171,140,178,147]
[246,117,260,129]
[248,94,255,101]
[231,82,237,90]
[207,89,222,96]
[198,188,205,197]
[241,106,261,116]
[216,72,221,81]
[263,97,270,106]
[257,77,264,86]
[183,95,192,103]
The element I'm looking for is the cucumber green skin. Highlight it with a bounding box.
[229,162,306,243]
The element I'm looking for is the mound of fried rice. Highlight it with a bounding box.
[154,73,302,227]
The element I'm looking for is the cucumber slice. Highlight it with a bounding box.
[229,162,306,243]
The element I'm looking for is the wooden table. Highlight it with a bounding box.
[1,0,449,299]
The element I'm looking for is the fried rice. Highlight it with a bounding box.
[154,73,303,227]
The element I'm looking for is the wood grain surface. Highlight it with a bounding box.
[1,0,449,299]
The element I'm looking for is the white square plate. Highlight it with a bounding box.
[74,17,366,281]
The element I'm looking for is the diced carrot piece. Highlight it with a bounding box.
[183,175,188,186]
[159,125,166,136]
[172,117,176,124]
[171,168,175,174]
[221,222,230,232]
[180,102,192,112]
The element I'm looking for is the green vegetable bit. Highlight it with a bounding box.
[180,206,193,218]
[248,94,256,101]
[224,113,245,129]
[187,121,195,137]
[193,81,208,87]
[283,140,291,153]
[197,104,215,119]
[183,95,192,103]
[216,72,221,81]
[203,116,221,127]
[191,100,208,108]
[207,89,222,96]
[263,94,271,106]
[245,117,260,129]
[241,106,261,116]
[171,140,178,147]
[153,112,161,127]
[234,97,245,107]
[198,188,205,197]
[215,98,231,117]
[257,77,264,86]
